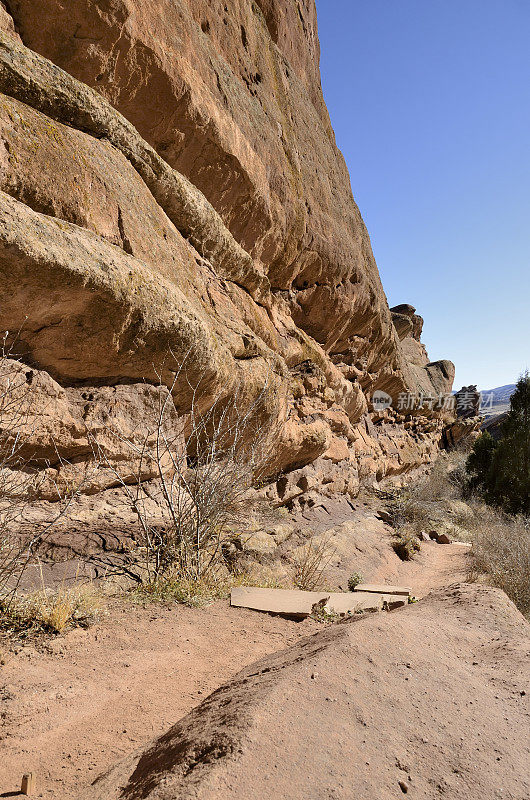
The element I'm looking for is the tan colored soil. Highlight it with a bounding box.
[0,602,316,798]
[0,541,515,800]
[88,584,530,800]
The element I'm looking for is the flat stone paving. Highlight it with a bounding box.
[231,586,410,618]
[354,583,411,596]
[230,586,330,618]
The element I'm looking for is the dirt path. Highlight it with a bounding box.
[0,541,471,799]
[372,539,473,598]
[87,583,530,800]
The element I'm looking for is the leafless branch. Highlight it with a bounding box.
[91,357,276,583]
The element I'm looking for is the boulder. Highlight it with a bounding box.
[241,531,277,559]
[391,312,414,340]
[390,304,416,317]
[267,524,294,545]
[454,385,481,419]
[428,519,471,544]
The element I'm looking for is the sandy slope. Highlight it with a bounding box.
[87,584,530,800]
[1,541,475,798]
[0,604,316,798]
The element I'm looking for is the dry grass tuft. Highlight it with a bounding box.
[0,581,106,636]
[131,572,233,607]
[130,564,284,608]
[468,508,530,618]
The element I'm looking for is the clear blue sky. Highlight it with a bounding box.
[316,0,530,391]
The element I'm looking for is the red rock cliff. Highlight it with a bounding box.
[0,0,454,497]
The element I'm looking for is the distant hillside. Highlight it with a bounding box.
[481,384,516,405]
[480,384,515,421]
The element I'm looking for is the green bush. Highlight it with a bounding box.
[347,572,364,591]
[466,372,530,514]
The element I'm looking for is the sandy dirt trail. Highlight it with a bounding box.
[0,541,471,799]
[371,538,473,598]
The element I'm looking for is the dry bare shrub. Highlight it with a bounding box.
[386,449,472,540]
[0,341,40,597]
[407,450,471,511]
[95,363,276,585]
[0,338,68,601]
[386,492,430,533]
[389,448,530,616]
[292,535,335,590]
[469,508,530,618]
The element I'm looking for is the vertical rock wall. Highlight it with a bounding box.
[0,1,454,497]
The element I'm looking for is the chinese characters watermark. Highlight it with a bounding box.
[371,390,494,412]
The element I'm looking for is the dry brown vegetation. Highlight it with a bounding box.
[0,341,97,637]
[391,528,421,561]
[92,364,275,587]
[0,342,41,600]
[386,447,530,618]
[0,349,73,625]
[292,534,335,591]
[0,345,279,632]
[0,579,106,636]
[130,564,284,608]
[467,511,530,617]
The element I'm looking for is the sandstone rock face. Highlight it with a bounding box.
[454,385,481,418]
[0,358,183,498]
[0,2,18,39]
[0,2,455,495]
[442,385,482,448]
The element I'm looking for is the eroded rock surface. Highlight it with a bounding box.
[0,2,456,495]
[84,584,530,800]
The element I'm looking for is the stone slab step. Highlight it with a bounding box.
[381,594,408,610]
[230,587,409,619]
[324,591,383,615]
[354,583,411,597]
[230,586,330,618]
[325,592,407,615]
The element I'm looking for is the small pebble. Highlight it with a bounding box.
[399,779,409,793]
